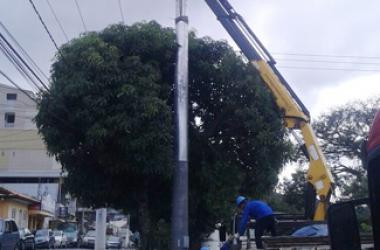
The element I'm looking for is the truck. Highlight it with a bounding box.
[202,0,379,249]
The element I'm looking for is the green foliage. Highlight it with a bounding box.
[187,37,291,240]
[36,21,290,248]
[313,97,380,199]
[280,169,306,213]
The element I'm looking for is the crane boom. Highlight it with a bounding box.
[205,0,334,220]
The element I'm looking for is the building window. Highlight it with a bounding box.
[4,112,15,127]
[11,208,16,219]
[6,93,17,100]
[18,209,22,227]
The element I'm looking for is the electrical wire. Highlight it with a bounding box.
[0,41,43,93]
[0,70,79,134]
[0,43,40,92]
[0,22,49,82]
[273,52,380,60]
[28,0,61,54]
[118,0,126,24]
[0,32,49,91]
[45,0,69,42]
[0,69,37,103]
[276,58,380,66]
[74,0,87,32]
[278,65,380,72]
[0,84,36,107]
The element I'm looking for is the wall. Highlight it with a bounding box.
[0,84,61,219]
[0,84,61,178]
[0,84,36,130]
[1,183,59,202]
[0,200,29,229]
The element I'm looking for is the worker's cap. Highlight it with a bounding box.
[235,196,246,207]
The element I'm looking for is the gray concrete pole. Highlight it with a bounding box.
[81,210,85,233]
[95,208,107,250]
[171,0,189,249]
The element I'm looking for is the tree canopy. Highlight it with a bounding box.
[35,21,291,248]
[313,97,380,199]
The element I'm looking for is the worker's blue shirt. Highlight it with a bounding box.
[238,200,273,235]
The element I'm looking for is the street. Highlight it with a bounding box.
[37,249,133,250]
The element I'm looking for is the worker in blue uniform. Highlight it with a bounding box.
[236,196,276,249]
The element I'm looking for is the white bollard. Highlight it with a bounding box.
[95,208,107,250]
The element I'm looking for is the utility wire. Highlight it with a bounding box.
[118,0,125,24]
[0,42,40,92]
[273,52,380,60]
[0,37,42,92]
[74,0,87,32]
[278,65,380,72]
[0,70,79,134]
[28,0,61,53]
[0,69,36,103]
[0,22,49,82]
[276,58,380,66]
[45,0,69,42]
[0,85,37,107]
[0,32,49,90]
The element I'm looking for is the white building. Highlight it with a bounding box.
[0,83,61,225]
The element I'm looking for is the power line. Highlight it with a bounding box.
[278,65,380,72]
[45,0,69,42]
[118,0,125,24]
[0,69,37,103]
[0,41,40,91]
[273,52,380,60]
[276,58,380,66]
[0,70,79,134]
[28,0,61,53]
[0,84,37,107]
[74,0,87,32]
[0,22,49,82]
[0,31,49,91]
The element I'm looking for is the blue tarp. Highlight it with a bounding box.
[291,224,328,237]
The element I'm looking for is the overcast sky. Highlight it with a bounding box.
[1,0,380,118]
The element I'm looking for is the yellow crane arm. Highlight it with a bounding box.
[256,60,333,220]
[205,0,334,220]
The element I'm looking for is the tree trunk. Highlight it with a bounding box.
[138,181,151,250]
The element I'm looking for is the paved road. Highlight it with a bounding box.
[38,248,133,250]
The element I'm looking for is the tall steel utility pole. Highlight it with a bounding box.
[171,0,189,249]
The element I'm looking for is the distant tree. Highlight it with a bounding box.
[281,169,306,213]
[35,22,291,249]
[313,97,380,199]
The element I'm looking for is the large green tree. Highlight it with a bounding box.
[313,97,380,199]
[35,22,290,249]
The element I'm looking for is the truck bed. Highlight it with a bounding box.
[261,234,374,250]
